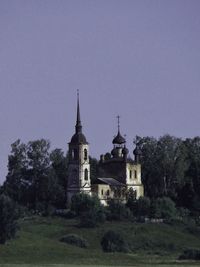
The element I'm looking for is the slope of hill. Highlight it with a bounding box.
[0,216,200,266]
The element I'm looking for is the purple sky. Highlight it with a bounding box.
[0,0,200,183]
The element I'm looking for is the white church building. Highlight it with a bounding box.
[67,94,144,205]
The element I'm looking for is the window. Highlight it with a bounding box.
[72,149,78,160]
[107,190,110,196]
[84,148,88,161]
[134,170,137,179]
[101,189,104,195]
[84,169,88,180]
[129,170,132,179]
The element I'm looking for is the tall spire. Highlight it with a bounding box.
[75,90,82,133]
[117,115,120,133]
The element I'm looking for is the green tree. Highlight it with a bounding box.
[138,135,187,200]
[107,199,131,220]
[150,197,177,219]
[183,137,200,213]
[50,149,67,189]
[4,139,67,211]
[101,230,129,253]
[89,156,99,182]
[3,140,28,205]
[0,194,19,244]
[127,196,151,218]
[71,193,105,227]
[26,139,51,209]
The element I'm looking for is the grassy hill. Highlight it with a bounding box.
[1,216,200,266]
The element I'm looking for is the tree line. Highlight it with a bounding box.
[137,134,200,215]
[1,134,200,214]
[1,134,200,244]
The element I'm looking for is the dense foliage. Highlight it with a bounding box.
[101,230,129,253]
[106,199,132,220]
[2,134,200,226]
[71,193,106,227]
[0,194,19,244]
[137,135,200,214]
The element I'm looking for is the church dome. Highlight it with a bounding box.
[70,132,88,144]
[111,147,119,157]
[133,145,142,156]
[112,132,126,145]
[122,146,129,155]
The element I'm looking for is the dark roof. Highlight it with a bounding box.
[97,177,125,186]
[112,131,126,144]
[70,132,88,144]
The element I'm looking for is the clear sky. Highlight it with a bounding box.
[0,0,200,183]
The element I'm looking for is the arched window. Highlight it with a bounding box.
[101,189,104,195]
[84,148,88,161]
[129,170,132,179]
[72,149,78,160]
[107,190,110,196]
[84,168,88,180]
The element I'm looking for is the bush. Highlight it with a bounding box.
[150,197,177,219]
[71,193,106,227]
[80,208,106,228]
[71,193,101,215]
[179,249,200,260]
[0,194,19,244]
[60,234,88,248]
[101,230,129,253]
[127,196,151,218]
[106,200,132,221]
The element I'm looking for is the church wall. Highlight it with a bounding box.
[126,163,142,185]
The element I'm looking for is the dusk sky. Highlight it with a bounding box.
[0,0,200,183]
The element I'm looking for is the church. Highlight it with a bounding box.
[67,94,144,205]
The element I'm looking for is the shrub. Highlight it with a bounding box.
[60,234,88,248]
[71,193,101,215]
[101,230,129,253]
[127,196,151,218]
[71,193,106,227]
[179,249,200,260]
[0,194,19,244]
[80,208,106,228]
[150,197,177,219]
[106,200,132,221]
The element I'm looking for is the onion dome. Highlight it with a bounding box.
[112,132,126,145]
[122,146,129,155]
[133,144,142,156]
[105,152,111,160]
[111,147,119,157]
[112,115,126,145]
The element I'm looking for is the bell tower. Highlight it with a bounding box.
[67,91,91,204]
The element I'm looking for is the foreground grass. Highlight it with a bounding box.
[0,216,200,266]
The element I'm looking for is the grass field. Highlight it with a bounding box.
[1,216,200,266]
